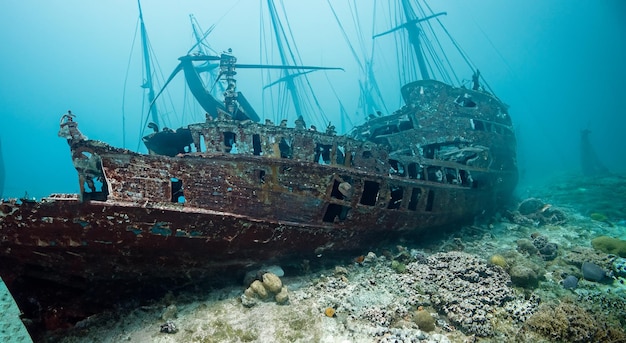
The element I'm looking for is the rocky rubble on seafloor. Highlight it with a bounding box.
[44,249,550,342]
[45,174,626,342]
[46,242,626,342]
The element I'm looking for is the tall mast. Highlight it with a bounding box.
[400,0,429,80]
[138,0,159,128]
[374,1,446,81]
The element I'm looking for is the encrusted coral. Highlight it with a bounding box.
[532,234,558,260]
[504,293,540,323]
[590,212,608,222]
[391,260,406,273]
[520,300,626,343]
[413,309,435,332]
[489,254,508,269]
[563,245,615,270]
[591,235,626,257]
[408,251,514,337]
[497,250,544,289]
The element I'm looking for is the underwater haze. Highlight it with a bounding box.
[0,0,625,199]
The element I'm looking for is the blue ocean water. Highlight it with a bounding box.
[1,2,626,340]
[0,0,624,199]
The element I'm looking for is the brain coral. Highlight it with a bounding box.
[408,251,514,337]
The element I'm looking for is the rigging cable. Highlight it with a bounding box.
[122,17,141,149]
[417,1,459,85]
[352,0,389,115]
[279,0,330,127]
[422,0,498,97]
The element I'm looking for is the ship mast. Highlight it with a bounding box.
[138,0,159,128]
[400,0,429,80]
[373,0,446,81]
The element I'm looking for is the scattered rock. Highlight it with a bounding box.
[516,238,539,256]
[581,262,610,282]
[532,234,558,261]
[159,320,177,334]
[243,265,285,286]
[264,265,285,277]
[509,264,539,288]
[562,275,578,289]
[512,198,567,226]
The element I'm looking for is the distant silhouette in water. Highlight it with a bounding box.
[0,137,4,198]
[580,129,608,176]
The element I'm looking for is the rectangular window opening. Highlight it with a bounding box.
[407,163,420,179]
[425,190,435,212]
[322,203,350,223]
[427,167,443,182]
[223,132,236,153]
[408,187,421,211]
[253,134,262,155]
[444,168,459,184]
[170,177,185,203]
[199,133,207,152]
[279,138,292,158]
[315,143,332,164]
[389,159,406,177]
[387,185,404,209]
[459,170,473,187]
[336,145,346,165]
[360,180,380,206]
[473,119,485,131]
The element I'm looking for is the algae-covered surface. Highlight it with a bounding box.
[43,175,626,342]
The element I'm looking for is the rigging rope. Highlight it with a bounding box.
[122,17,141,150]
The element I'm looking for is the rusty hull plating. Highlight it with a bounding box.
[0,79,517,330]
